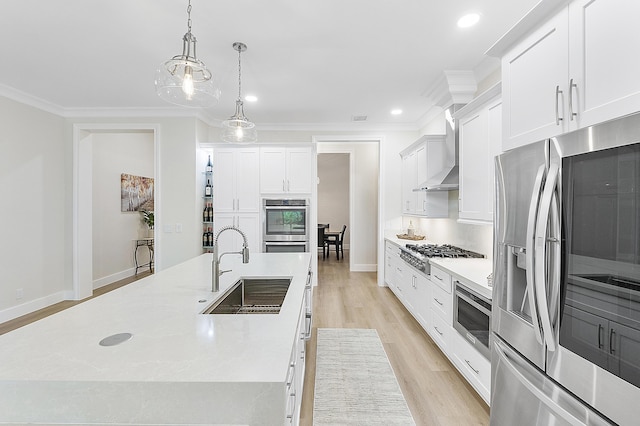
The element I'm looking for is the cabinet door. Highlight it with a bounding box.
[260,147,287,193]
[569,0,640,130]
[451,329,491,404]
[286,147,312,193]
[608,320,640,388]
[502,7,569,150]
[235,148,260,212]
[559,305,609,370]
[459,110,488,221]
[236,214,260,253]
[401,152,417,214]
[459,98,502,223]
[413,273,431,330]
[212,149,236,212]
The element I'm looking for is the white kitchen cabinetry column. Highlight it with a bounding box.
[212,146,260,254]
[260,146,312,194]
[491,0,640,151]
[456,84,502,224]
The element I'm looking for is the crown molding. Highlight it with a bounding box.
[0,83,65,116]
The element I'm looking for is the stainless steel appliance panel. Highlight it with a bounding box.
[491,337,612,426]
[262,199,310,248]
[263,241,308,253]
[454,281,492,359]
[493,140,555,370]
[545,113,640,426]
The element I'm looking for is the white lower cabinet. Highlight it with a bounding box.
[384,245,491,405]
[451,328,491,404]
[213,213,260,254]
[285,300,307,425]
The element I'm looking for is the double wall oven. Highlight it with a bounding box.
[492,112,640,425]
[262,199,310,253]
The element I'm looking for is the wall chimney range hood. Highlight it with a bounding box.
[415,103,464,191]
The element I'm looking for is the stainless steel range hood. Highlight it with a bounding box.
[415,104,464,191]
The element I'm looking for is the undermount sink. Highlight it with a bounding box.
[203,278,292,314]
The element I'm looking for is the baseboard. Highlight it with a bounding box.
[351,264,377,272]
[0,291,67,324]
[93,268,136,290]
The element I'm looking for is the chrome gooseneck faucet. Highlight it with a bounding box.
[211,225,249,292]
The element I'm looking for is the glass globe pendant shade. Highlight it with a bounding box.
[221,99,258,143]
[155,30,220,107]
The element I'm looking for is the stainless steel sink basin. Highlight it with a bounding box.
[203,278,291,314]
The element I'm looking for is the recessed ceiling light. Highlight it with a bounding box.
[457,13,480,28]
[245,95,258,102]
[391,109,403,115]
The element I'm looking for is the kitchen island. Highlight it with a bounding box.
[0,252,312,425]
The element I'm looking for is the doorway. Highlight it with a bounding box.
[73,124,160,300]
[317,153,350,261]
[314,138,381,281]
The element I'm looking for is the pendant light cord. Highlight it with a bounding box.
[186,0,192,35]
[237,47,242,101]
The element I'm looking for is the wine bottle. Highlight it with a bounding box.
[202,229,208,247]
[207,227,213,246]
[206,155,213,173]
[207,203,213,222]
[205,179,212,197]
[203,204,208,222]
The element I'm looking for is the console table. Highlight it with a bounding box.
[134,238,154,274]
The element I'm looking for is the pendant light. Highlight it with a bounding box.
[155,0,219,108]
[221,42,257,143]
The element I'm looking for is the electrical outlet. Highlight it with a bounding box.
[16,288,23,300]
[176,223,183,233]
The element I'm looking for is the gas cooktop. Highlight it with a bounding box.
[399,244,484,273]
[404,244,484,259]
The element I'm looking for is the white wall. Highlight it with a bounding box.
[317,153,350,246]
[0,96,67,321]
[92,132,154,287]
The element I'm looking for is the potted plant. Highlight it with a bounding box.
[140,210,154,238]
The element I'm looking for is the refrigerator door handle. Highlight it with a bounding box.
[526,164,546,345]
[534,163,560,351]
[494,339,587,426]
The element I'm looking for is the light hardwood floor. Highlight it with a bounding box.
[0,255,489,425]
[300,250,490,426]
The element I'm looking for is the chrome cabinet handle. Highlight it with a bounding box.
[283,180,286,192]
[569,78,578,121]
[433,274,443,281]
[434,298,443,306]
[465,359,480,374]
[434,326,443,336]
[555,85,564,125]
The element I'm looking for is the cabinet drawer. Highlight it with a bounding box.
[452,331,491,404]
[431,283,452,323]
[385,241,400,256]
[429,308,451,352]
[430,266,452,293]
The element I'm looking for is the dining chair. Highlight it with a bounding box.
[317,224,329,259]
[325,224,346,260]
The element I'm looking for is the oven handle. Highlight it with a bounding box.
[264,241,308,246]
[455,286,492,317]
[264,206,309,210]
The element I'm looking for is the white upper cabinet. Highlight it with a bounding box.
[499,7,569,150]
[400,136,448,218]
[493,0,640,150]
[569,0,640,129]
[457,85,502,223]
[212,147,260,213]
[260,146,312,194]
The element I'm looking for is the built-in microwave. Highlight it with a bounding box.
[453,281,492,359]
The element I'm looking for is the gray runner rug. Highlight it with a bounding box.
[313,328,415,425]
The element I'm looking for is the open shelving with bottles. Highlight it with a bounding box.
[203,155,214,253]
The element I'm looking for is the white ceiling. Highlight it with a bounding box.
[0,0,538,129]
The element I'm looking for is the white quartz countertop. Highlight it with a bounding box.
[385,235,493,299]
[0,252,312,384]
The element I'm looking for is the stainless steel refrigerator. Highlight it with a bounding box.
[491,112,640,426]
